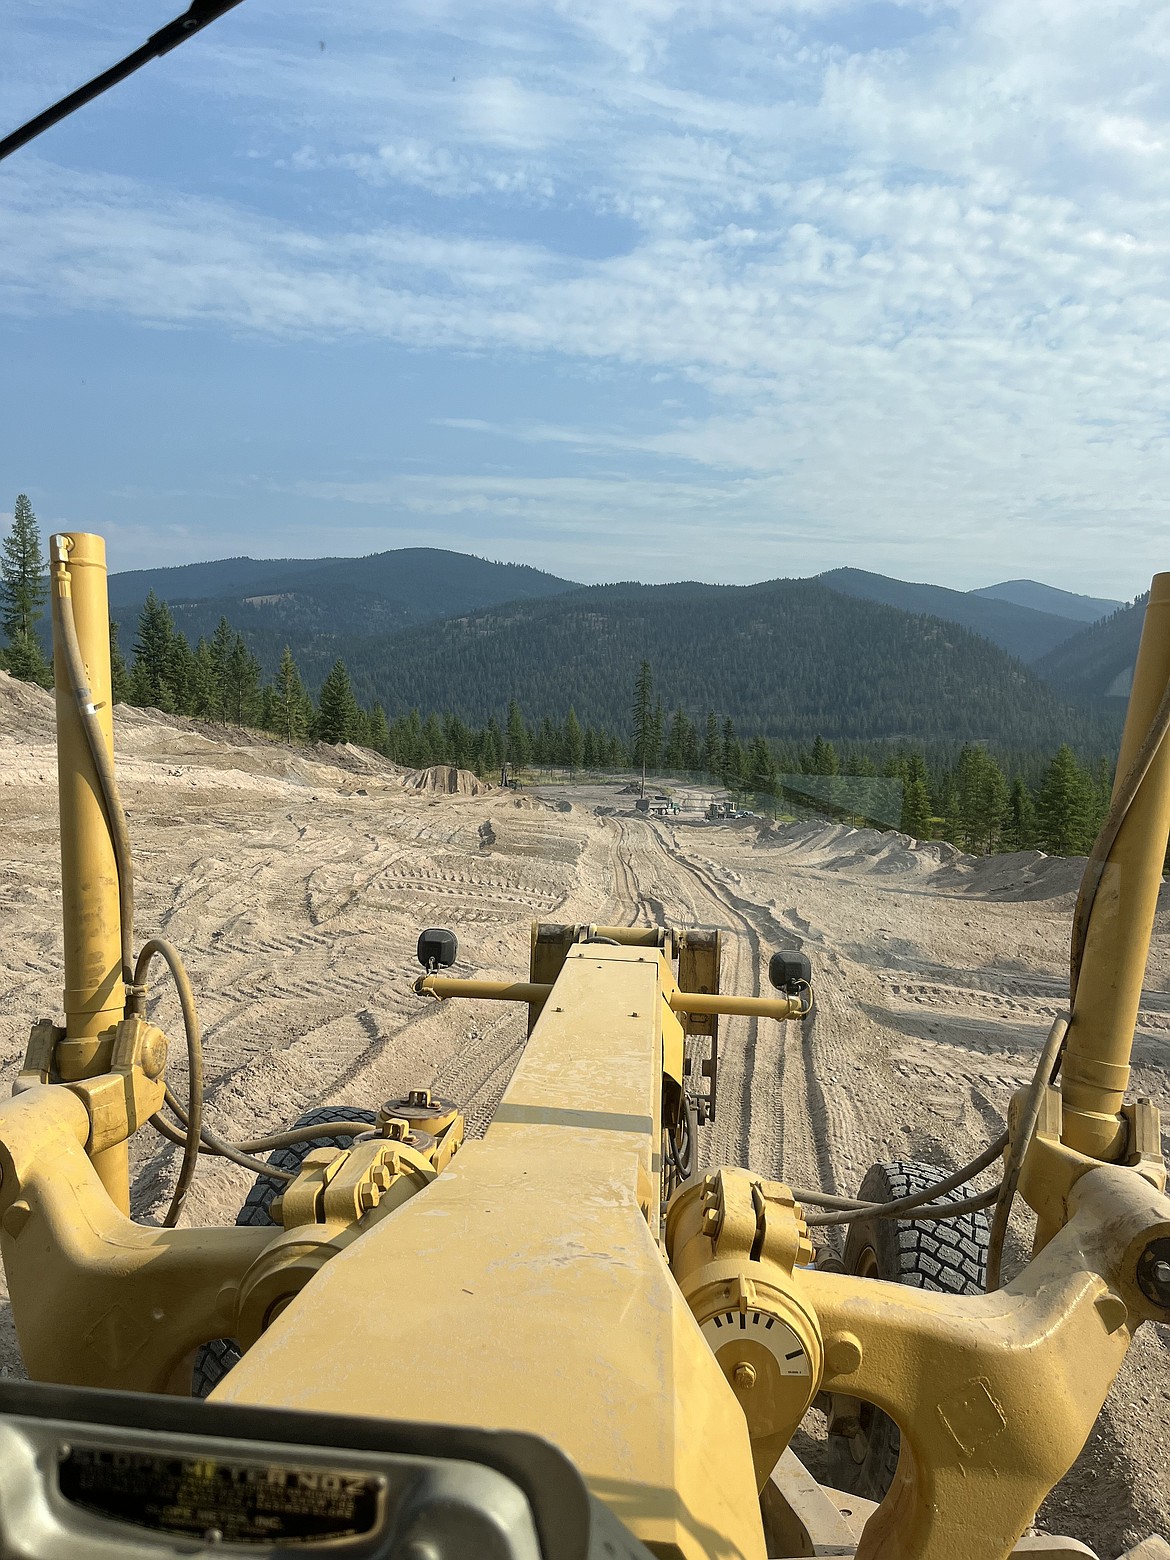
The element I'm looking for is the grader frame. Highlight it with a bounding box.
[0,532,1167,1560]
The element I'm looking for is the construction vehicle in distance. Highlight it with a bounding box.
[0,532,1166,1560]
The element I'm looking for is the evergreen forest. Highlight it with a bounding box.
[0,498,1130,860]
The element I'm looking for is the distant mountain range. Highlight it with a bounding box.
[1033,597,1146,702]
[817,569,1115,663]
[99,549,1142,748]
[971,579,1121,624]
[107,550,579,641]
[313,579,1114,749]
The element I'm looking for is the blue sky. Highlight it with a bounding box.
[2,0,1168,595]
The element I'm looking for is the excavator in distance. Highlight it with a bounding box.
[0,521,1168,1560]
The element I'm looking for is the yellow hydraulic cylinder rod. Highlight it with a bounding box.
[415,976,550,1004]
[415,973,803,1020]
[49,533,129,1211]
[668,988,805,1021]
[1062,572,1170,1160]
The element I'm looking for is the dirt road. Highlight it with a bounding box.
[0,675,1166,1554]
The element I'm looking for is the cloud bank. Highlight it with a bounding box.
[2,0,1168,590]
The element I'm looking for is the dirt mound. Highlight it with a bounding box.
[402,764,491,796]
[0,672,55,741]
[312,741,400,776]
[940,849,1088,902]
[755,819,1091,903]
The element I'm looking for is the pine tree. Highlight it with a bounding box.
[423,712,445,763]
[808,735,839,776]
[649,700,665,769]
[445,713,471,769]
[1,495,50,685]
[665,708,699,771]
[505,700,530,770]
[1036,745,1093,855]
[955,745,1008,853]
[1006,776,1038,851]
[939,773,961,845]
[222,633,260,726]
[534,715,557,767]
[745,735,776,795]
[109,621,132,704]
[168,633,195,714]
[721,717,742,790]
[702,712,721,777]
[479,723,501,778]
[188,639,218,719]
[5,630,50,686]
[632,661,654,796]
[130,591,177,710]
[565,706,584,775]
[207,618,234,724]
[368,703,390,756]
[317,660,358,745]
[1,494,47,645]
[900,774,932,839]
[274,647,309,744]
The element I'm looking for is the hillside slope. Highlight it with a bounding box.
[971,579,1121,623]
[819,568,1083,662]
[107,549,579,640]
[324,579,1114,748]
[1032,597,1146,701]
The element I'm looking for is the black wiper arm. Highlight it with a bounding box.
[0,0,246,165]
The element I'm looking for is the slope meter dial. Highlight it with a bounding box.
[666,1169,825,1486]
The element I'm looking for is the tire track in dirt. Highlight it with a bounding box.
[602,818,775,1176]
[599,816,849,1208]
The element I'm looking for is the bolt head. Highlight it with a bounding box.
[732,1362,757,1391]
[1137,1240,1170,1308]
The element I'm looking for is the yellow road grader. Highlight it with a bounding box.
[0,532,1167,1560]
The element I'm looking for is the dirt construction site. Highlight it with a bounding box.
[0,669,1167,1556]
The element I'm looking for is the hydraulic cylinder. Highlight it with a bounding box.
[49,532,129,1209]
[1062,573,1170,1159]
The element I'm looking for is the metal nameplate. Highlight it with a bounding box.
[59,1443,383,1545]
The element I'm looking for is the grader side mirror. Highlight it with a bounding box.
[768,949,811,994]
[417,928,458,972]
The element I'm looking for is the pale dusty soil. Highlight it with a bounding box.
[0,673,1166,1556]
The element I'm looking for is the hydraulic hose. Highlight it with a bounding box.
[155,1105,297,1183]
[803,1183,1000,1228]
[796,1131,1008,1225]
[135,939,202,1225]
[985,1013,1070,1290]
[52,567,136,993]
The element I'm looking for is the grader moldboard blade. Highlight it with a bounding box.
[0,533,1167,1560]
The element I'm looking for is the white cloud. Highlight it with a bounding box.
[4,0,1170,592]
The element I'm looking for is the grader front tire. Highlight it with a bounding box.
[191,1104,377,1398]
[825,1159,991,1501]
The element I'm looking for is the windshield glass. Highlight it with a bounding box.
[0,5,1167,1556]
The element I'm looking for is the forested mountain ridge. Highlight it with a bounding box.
[1032,596,1146,702]
[93,544,1137,745]
[819,568,1086,662]
[972,579,1121,623]
[107,549,579,641]
[314,577,1116,749]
